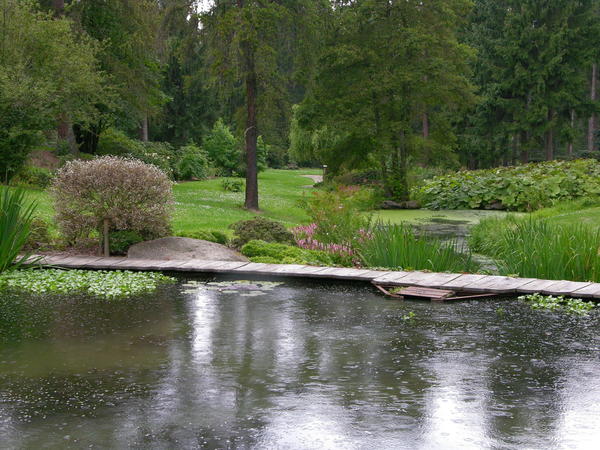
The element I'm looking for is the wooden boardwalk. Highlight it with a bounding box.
[25,255,600,299]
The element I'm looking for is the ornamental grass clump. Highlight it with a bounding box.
[358,222,480,273]
[51,156,174,245]
[478,218,600,282]
[0,187,37,272]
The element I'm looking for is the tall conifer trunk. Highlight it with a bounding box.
[53,0,76,153]
[139,115,149,142]
[589,63,597,152]
[422,112,429,138]
[238,0,259,210]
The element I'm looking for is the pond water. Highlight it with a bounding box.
[1,277,600,449]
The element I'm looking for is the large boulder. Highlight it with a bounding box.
[128,237,248,262]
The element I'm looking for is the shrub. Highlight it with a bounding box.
[24,217,52,251]
[175,144,210,181]
[109,230,144,255]
[220,178,244,192]
[0,188,37,272]
[176,230,229,245]
[470,217,600,281]
[358,223,480,273]
[12,166,54,189]
[51,156,174,245]
[97,128,142,156]
[299,186,372,249]
[203,119,241,176]
[230,217,294,249]
[98,129,176,178]
[241,240,335,266]
[414,159,600,212]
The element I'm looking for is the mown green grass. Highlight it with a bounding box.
[23,168,322,235]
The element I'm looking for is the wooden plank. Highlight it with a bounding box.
[306,267,373,280]
[178,260,234,271]
[442,274,490,289]
[384,271,461,288]
[539,280,592,296]
[516,279,562,294]
[407,272,462,288]
[372,271,412,285]
[570,283,600,299]
[462,275,535,293]
[397,286,455,299]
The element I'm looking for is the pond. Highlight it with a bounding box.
[1,276,599,449]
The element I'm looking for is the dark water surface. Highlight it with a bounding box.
[1,276,600,449]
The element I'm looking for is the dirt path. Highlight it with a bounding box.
[301,174,323,184]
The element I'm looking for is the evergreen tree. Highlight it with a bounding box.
[298,0,475,199]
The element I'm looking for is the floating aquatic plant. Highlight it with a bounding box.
[518,293,595,315]
[0,269,175,299]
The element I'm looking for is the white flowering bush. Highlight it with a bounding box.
[51,156,174,244]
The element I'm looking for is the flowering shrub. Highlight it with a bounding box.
[51,156,174,244]
[292,223,358,266]
[299,186,372,253]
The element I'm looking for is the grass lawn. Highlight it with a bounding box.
[24,168,323,235]
[24,167,510,236]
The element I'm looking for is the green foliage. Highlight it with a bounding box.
[97,128,142,156]
[230,217,294,249]
[220,178,245,192]
[470,216,600,281]
[203,119,240,176]
[416,159,600,211]
[0,188,37,272]
[300,186,372,248]
[98,129,177,178]
[518,293,595,316]
[24,217,52,251]
[175,230,229,246]
[298,0,475,199]
[108,230,144,255]
[11,166,54,189]
[241,240,334,266]
[175,144,210,181]
[0,269,175,299]
[0,1,107,180]
[358,223,480,273]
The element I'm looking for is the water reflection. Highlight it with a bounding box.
[0,278,599,448]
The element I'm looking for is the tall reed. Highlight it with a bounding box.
[489,218,600,282]
[0,187,37,272]
[358,223,480,273]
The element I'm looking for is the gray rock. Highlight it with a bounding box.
[128,237,248,262]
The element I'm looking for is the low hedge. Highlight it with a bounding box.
[413,159,600,212]
[241,240,335,266]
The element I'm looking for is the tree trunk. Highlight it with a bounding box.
[520,131,529,164]
[139,115,149,142]
[568,109,575,158]
[53,0,64,16]
[588,63,597,152]
[545,129,554,161]
[422,112,429,138]
[237,0,259,211]
[545,110,555,161]
[244,71,259,211]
